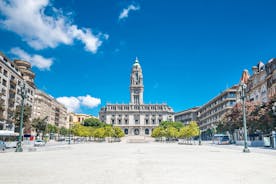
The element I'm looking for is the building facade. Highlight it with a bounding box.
[99,58,174,136]
[32,89,68,128]
[68,113,96,124]
[266,58,276,99]
[197,85,238,131]
[244,59,276,104]
[174,107,199,125]
[0,52,35,130]
[246,61,268,104]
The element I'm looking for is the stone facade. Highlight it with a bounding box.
[174,107,199,125]
[32,89,68,128]
[266,58,276,99]
[246,61,268,103]
[68,112,96,124]
[244,59,276,104]
[99,58,174,136]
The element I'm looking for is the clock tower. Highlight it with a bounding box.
[130,57,144,104]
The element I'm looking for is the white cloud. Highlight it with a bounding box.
[0,0,108,53]
[56,96,80,113]
[57,95,101,113]
[11,47,53,70]
[119,4,140,20]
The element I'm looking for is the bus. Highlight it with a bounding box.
[0,130,19,148]
[213,134,230,145]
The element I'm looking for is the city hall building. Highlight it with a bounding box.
[99,58,174,136]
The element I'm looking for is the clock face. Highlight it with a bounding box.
[134,90,139,94]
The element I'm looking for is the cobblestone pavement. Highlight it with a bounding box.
[0,142,276,184]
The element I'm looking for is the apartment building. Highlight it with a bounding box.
[246,61,268,103]
[32,89,68,128]
[266,58,276,99]
[197,85,238,131]
[0,52,35,130]
[174,107,199,125]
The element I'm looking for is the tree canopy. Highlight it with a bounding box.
[152,121,200,140]
[218,98,276,135]
[83,117,105,127]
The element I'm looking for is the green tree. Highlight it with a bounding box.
[113,127,124,138]
[59,126,69,136]
[165,126,178,140]
[104,126,115,137]
[151,127,165,141]
[71,124,88,137]
[188,121,200,137]
[46,124,59,134]
[178,126,188,139]
[14,105,32,134]
[31,117,47,136]
[93,128,106,140]
[83,117,104,127]
[160,121,183,130]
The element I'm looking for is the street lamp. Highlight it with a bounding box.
[15,83,26,152]
[68,123,71,145]
[239,81,250,153]
[198,129,202,145]
[197,112,202,145]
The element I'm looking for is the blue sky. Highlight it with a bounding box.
[0,0,276,116]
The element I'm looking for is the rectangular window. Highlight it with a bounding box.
[2,88,6,96]
[3,70,7,77]
[2,79,7,86]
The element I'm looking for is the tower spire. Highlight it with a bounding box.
[135,56,139,63]
[130,57,144,104]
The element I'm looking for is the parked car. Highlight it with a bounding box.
[0,141,6,151]
[34,140,46,147]
[220,136,230,145]
[213,134,230,145]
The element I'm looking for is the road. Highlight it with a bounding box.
[0,142,276,184]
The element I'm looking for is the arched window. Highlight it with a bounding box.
[124,129,128,135]
[134,128,140,135]
[145,128,149,135]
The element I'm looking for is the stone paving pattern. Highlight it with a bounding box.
[0,142,276,184]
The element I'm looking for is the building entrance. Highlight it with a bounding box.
[134,128,140,135]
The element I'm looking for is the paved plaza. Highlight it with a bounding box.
[0,141,276,184]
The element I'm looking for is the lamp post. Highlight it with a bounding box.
[15,83,26,152]
[68,123,71,145]
[198,129,202,145]
[239,82,250,153]
[197,112,202,145]
[272,102,276,115]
